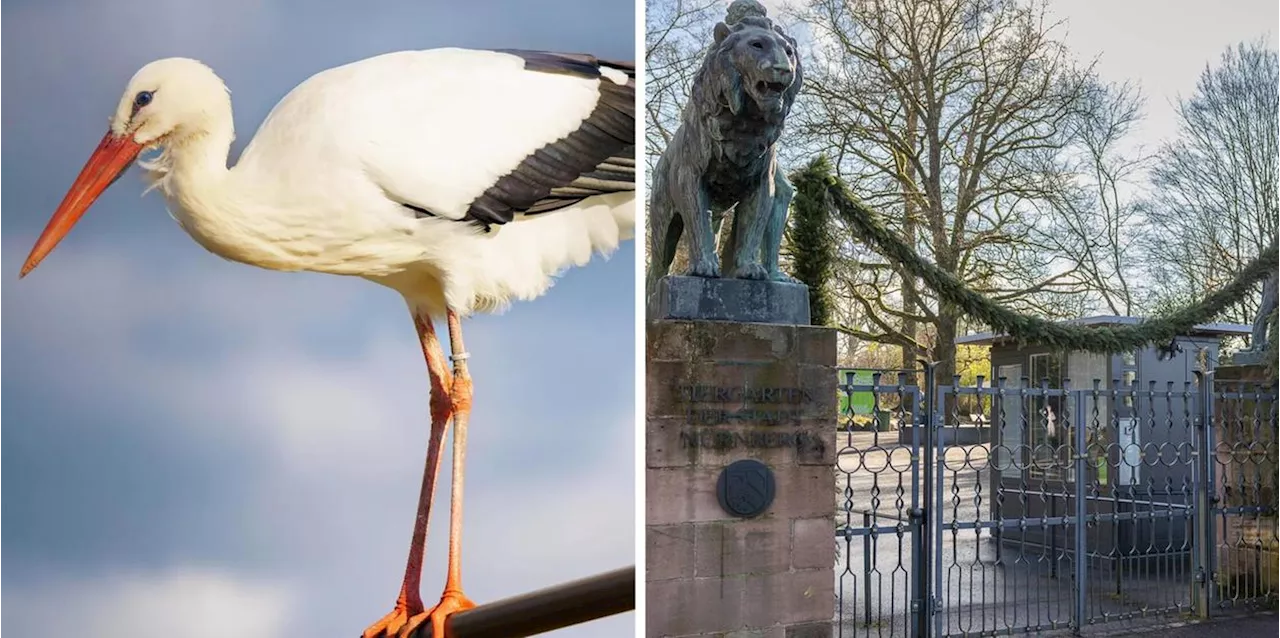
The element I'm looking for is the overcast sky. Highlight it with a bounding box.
[1048,0,1278,152]
[1,1,636,637]
[763,0,1278,161]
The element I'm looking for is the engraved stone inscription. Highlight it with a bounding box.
[674,381,824,456]
[679,430,825,454]
[673,383,817,426]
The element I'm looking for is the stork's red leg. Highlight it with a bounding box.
[399,308,477,638]
[362,312,453,638]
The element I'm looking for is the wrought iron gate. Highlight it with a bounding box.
[836,366,1278,637]
[836,371,925,637]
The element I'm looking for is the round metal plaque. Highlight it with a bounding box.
[716,459,776,518]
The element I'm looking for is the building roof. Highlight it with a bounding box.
[955,315,1252,347]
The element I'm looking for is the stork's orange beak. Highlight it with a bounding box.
[19,131,143,278]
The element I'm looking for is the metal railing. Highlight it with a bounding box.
[408,566,634,638]
[835,366,1278,638]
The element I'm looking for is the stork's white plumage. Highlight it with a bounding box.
[20,47,635,638]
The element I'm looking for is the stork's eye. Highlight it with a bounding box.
[134,91,154,108]
[751,41,764,49]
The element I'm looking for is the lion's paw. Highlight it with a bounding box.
[732,263,770,280]
[770,271,801,284]
[685,260,722,278]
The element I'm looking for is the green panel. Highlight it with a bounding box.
[838,369,877,416]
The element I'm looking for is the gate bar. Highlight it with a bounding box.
[1072,383,1088,633]
[931,371,948,637]
[863,510,873,625]
[912,360,938,638]
[1193,371,1216,618]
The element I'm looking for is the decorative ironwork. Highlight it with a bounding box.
[835,366,1278,638]
[835,369,925,637]
[1208,377,1279,610]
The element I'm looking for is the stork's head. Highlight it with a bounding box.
[110,58,232,146]
[20,57,231,278]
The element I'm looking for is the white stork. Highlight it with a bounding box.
[19,48,635,638]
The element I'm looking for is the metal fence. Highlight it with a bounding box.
[407,566,634,638]
[835,367,1278,637]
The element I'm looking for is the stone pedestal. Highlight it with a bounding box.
[650,276,812,325]
[646,320,837,638]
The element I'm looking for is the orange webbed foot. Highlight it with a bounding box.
[362,599,424,638]
[398,591,476,638]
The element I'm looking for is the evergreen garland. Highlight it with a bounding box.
[787,157,838,325]
[792,159,1280,354]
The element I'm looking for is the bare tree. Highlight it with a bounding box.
[790,0,1114,384]
[1143,39,1279,325]
[644,0,721,270]
[645,0,720,176]
[1039,79,1147,316]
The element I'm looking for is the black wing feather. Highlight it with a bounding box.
[458,49,636,230]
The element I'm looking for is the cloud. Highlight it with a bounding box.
[2,568,296,638]
[2,236,632,484]
[1,236,635,635]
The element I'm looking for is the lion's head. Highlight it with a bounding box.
[700,14,802,117]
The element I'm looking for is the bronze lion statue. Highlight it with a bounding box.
[648,2,803,298]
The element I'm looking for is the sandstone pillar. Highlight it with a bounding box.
[646,317,837,638]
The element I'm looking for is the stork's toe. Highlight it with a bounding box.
[362,601,422,638]
[400,591,477,638]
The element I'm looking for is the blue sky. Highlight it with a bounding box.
[1,1,636,636]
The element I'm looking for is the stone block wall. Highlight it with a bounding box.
[646,320,838,638]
